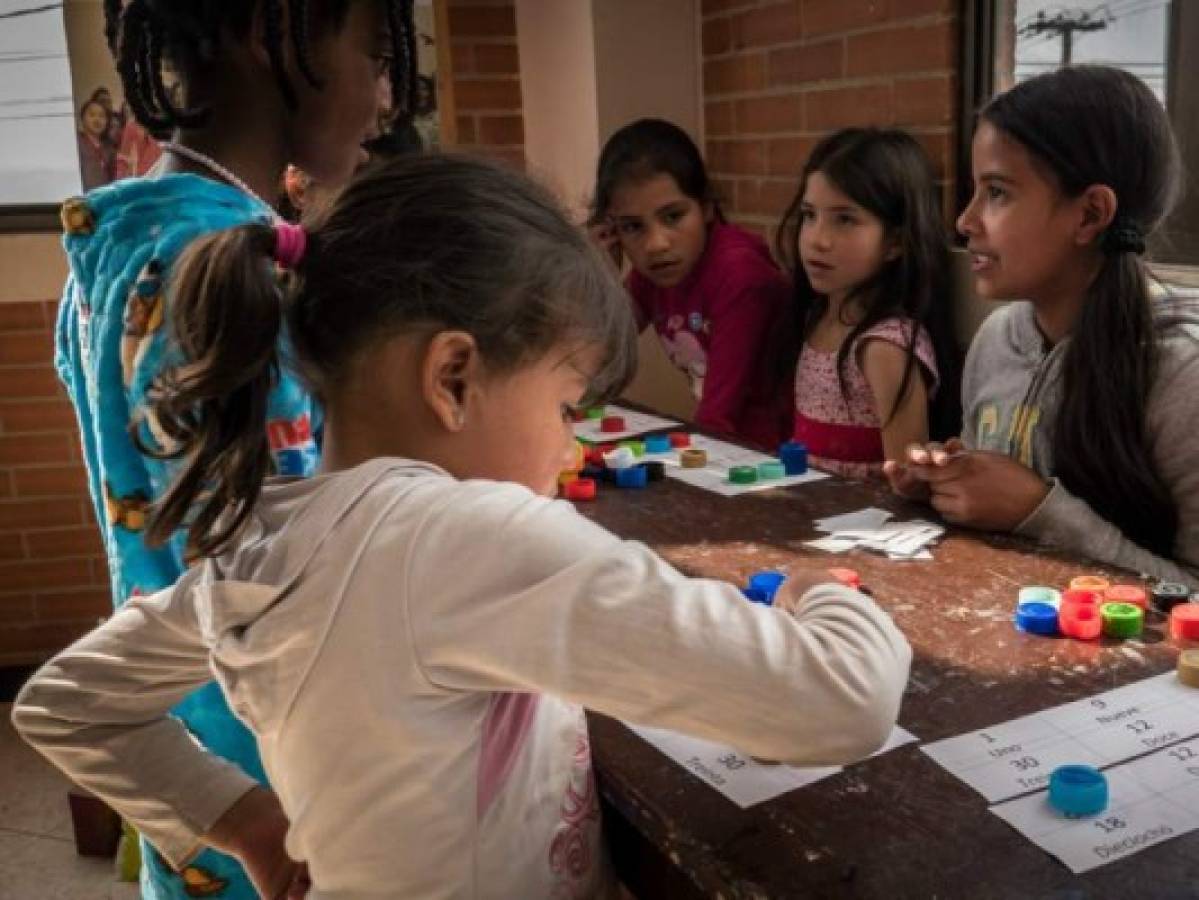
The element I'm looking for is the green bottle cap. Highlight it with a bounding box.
[585,406,606,419]
[729,465,758,484]
[757,461,785,480]
[1100,602,1143,638]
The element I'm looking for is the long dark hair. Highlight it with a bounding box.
[136,154,638,557]
[102,0,418,139]
[775,128,961,439]
[589,118,721,225]
[982,66,1183,557]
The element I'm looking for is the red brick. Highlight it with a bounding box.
[847,22,954,77]
[477,115,524,145]
[768,39,843,85]
[0,400,78,433]
[0,433,74,466]
[702,0,755,14]
[454,78,522,111]
[0,368,62,400]
[0,593,34,623]
[702,16,731,55]
[736,179,795,217]
[0,331,54,367]
[456,115,478,144]
[802,0,887,37]
[24,526,104,559]
[13,464,89,498]
[450,43,473,74]
[895,0,954,16]
[706,139,767,176]
[894,75,955,126]
[0,498,86,531]
[735,94,803,133]
[804,83,892,130]
[705,101,735,137]
[0,556,94,591]
[704,53,767,95]
[0,621,95,659]
[473,43,519,75]
[731,2,803,50]
[0,532,22,561]
[712,178,738,213]
[0,303,46,332]
[767,136,818,176]
[448,5,516,38]
[33,588,111,622]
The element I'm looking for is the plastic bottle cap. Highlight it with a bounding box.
[1153,582,1192,614]
[1019,586,1062,608]
[828,567,862,589]
[757,461,786,480]
[614,465,649,489]
[644,435,672,454]
[1060,602,1102,640]
[747,571,786,600]
[644,461,666,482]
[1015,601,1059,636]
[1169,604,1199,641]
[679,448,707,469]
[1104,585,1148,610]
[1070,575,1111,594]
[1061,588,1101,610]
[1048,765,1108,816]
[1100,602,1143,639]
[669,432,691,448]
[779,441,809,476]
[558,471,578,487]
[585,407,606,419]
[620,440,645,457]
[563,477,597,501]
[600,416,626,433]
[1178,649,1199,688]
[743,587,772,606]
[729,465,758,484]
[603,447,637,470]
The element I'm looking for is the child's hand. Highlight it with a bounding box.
[883,438,964,500]
[587,219,623,269]
[203,786,309,899]
[772,567,850,615]
[905,448,1050,531]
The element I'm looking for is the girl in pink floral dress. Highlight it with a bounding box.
[776,128,961,479]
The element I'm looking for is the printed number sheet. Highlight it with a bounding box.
[572,406,680,443]
[626,722,917,808]
[640,434,827,496]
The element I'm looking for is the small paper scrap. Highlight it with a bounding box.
[805,507,943,560]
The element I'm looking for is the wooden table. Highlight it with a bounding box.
[575,468,1198,899]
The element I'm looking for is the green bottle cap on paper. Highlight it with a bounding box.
[585,406,606,419]
[757,461,786,480]
[729,465,758,485]
[1100,602,1143,638]
[620,440,645,457]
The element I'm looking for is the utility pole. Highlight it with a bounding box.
[1019,8,1110,65]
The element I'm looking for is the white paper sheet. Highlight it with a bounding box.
[625,722,918,808]
[572,405,680,443]
[655,434,829,496]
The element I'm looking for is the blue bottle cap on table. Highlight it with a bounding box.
[1048,765,1108,816]
[742,586,772,606]
[747,571,786,601]
[644,434,672,454]
[614,465,648,489]
[1015,601,1059,636]
[779,441,808,475]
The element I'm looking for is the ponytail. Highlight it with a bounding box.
[133,221,286,557]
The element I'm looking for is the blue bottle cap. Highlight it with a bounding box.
[614,465,648,489]
[742,587,772,606]
[747,571,786,600]
[779,441,808,475]
[1015,601,1059,636]
[644,434,672,454]
[1048,765,1108,817]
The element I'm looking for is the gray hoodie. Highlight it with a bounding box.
[963,300,1199,587]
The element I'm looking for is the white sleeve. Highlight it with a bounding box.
[10,569,258,868]
[404,483,912,766]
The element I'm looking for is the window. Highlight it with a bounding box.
[0,1,79,228]
[960,1,1198,277]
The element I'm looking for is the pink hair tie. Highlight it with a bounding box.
[273,221,307,269]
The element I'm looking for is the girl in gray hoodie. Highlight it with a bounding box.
[885,65,1199,588]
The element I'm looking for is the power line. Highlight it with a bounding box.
[0,2,62,19]
[0,111,73,121]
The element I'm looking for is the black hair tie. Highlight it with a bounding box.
[1102,218,1146,256]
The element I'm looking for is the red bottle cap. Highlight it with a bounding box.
[1104,585,1148,610]
[828,567,861,589]
[600,416,626,433]
[1061,589,1100,610]
[564,478,597,501]
[1060,602,1102,640]
[1170,604,1199,641]
[669,431,692,448]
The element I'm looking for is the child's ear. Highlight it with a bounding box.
[1075,184,1118,248]
[421,331,481,432]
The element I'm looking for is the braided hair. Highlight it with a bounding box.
[103,0,417,139]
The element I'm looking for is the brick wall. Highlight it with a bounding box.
[0,301,110,667]
[448,0,525,167]
[701,0,959,236]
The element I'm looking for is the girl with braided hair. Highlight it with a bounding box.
[54,3,417,898]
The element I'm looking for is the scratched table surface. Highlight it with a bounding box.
[575,470,1198,900]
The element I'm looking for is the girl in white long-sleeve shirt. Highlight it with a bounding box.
[14,154,911,900]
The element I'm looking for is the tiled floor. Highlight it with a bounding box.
[0,702,140,899]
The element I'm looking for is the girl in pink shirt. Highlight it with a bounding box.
[591,119,793,449]
[775,128,961,479]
